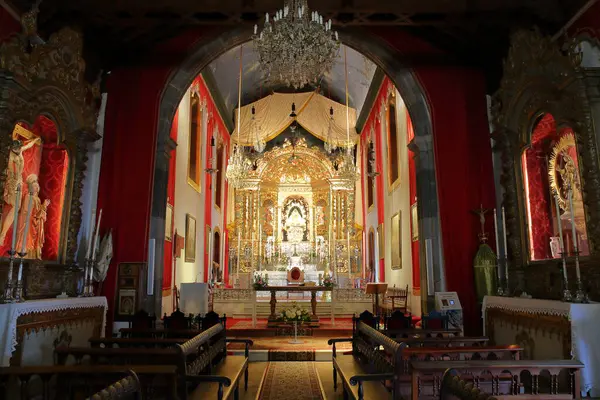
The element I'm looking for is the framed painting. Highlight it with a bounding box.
[185,214,196,262]
[391,212,402,270]
[411,203,419,242]
[377,223,384,258]
[165,203,173,241]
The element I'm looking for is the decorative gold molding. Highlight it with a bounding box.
[491,27,600,277]
[0,26,101,263]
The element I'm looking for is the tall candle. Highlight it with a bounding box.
[554,194,568,284]
[493,208,500,260]
[501,207,508,259]
[19,192,34,254]
[567,189,581,280]
[86,208,96,260]
[10,184,21,253]
[91,209,102,260]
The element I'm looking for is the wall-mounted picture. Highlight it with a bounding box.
[165,204,173,241]
[185,214,197,262]
[391,212,402,270]
[118,289,136,316]
[411,203,419,242]
[377,223,384,258]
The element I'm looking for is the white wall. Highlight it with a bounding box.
[174,88,206,286]
[379,92,420,315]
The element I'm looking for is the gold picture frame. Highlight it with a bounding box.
[185,214,197,262]
[411,202,419,242]
[165,203,173,242]
[377,223,384,258]
[391,212,402,270]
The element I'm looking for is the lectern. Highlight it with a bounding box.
[366,283,388,314]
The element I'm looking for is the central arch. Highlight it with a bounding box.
[150,27,445,309]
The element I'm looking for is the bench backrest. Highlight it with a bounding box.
[197,310,226,331]
[88,370,141,400]
[440,369,498,400]
[176,322,227,375]
[353,310,381,332]
[385,328,462,339]
[384,310,413,330]
[90,337,187,349]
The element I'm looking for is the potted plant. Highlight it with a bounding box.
[278,302,310,344]
[252,273,268,290]
[322,273,335,289]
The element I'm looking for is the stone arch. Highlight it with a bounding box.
[150,27,443,297]
[492,28,600,295]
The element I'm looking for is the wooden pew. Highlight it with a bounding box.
[87,370,141,400]
[119,327,203,339]
[384,328,462,340]
[0,365,177,400]
[58,324,253,400]
[328,321,404,400]
[89,337,187,349]
[440,368,498,400]
[399,336,490,348]
[410,359,584,400]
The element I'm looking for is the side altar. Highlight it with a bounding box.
[483,295,600,396]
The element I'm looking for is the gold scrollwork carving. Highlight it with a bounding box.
[491,28,600,293]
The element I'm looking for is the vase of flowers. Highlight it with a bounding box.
[322,273,335,289]
[252,273,268,290]
[279,302,310,344]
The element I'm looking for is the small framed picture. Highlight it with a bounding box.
[411,203,419,242]
[118,289,137,316]
[185,214,197,262]
[165,204,173,242]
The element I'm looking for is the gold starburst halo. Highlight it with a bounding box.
[548,133,579,211]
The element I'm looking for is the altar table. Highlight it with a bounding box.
[254,286,333,327]
[0,296,107,366]
[483,295,600,396]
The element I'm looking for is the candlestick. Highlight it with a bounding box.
[501,207,508,259]
[19,192,34,255]
[554,194,571,301]
[92,209,102,260]
[2,184,22,303]
[568,188,587,302]
[493,208,504,296]
[10,184,21,253]
[501,207,509,295]
[86,208,96,260]
[13,190,34,302]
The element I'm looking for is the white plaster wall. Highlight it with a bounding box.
[174,89,205,286]
[380,93,420,315]
[76,92,107,264]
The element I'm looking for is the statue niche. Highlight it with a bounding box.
[0,119,68,260]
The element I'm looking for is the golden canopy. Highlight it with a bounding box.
[232,91,358,146]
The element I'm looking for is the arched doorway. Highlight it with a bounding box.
[149,28,444,310]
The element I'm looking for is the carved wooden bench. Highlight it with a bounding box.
[87,370,141,400]
[398,336,490,348]
[55,346,180,366]
[89,337,188,349]
[383,328,462,340]
[119,327,203,339]
[0,365,178,400]
[410,359,584,400]
[328,321,404,400]
[440,368,498,400]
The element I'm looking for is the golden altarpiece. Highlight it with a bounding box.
[0,19,101,298]
[227,138,363,289]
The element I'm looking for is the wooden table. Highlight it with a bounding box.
[254,286,333,327]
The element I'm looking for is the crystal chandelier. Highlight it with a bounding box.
[226,44,250,189]
[324,106,337,154]
[253,0,340,89]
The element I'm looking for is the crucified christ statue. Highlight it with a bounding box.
[0,138,42,245]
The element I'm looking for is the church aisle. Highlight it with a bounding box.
[194,362,342,399]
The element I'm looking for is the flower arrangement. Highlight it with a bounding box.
[252,273,269,290]
[278,302,311,323]
[322,274,335,288]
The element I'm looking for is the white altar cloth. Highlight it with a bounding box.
[0,296,107,366]
[483,296,600,396]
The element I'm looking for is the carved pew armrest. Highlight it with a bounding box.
[186,374,232,399]
[349,373,396,400]
[328,338,353,357]
[225,339,254,357]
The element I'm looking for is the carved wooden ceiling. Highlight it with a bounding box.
[5,0,591,89]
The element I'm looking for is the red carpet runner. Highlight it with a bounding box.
[257,362,325,400]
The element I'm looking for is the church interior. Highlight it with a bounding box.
[1,0,600,399]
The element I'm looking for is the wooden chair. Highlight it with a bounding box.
[384,310,413,330]
[197,311,226,331]
[130,310,156,330]
[163,309,193,330]
[353,310,381,333]
[378,285,408,316]
[439,369,498,400]
[421,310,449,330]
[87,370,142,400]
